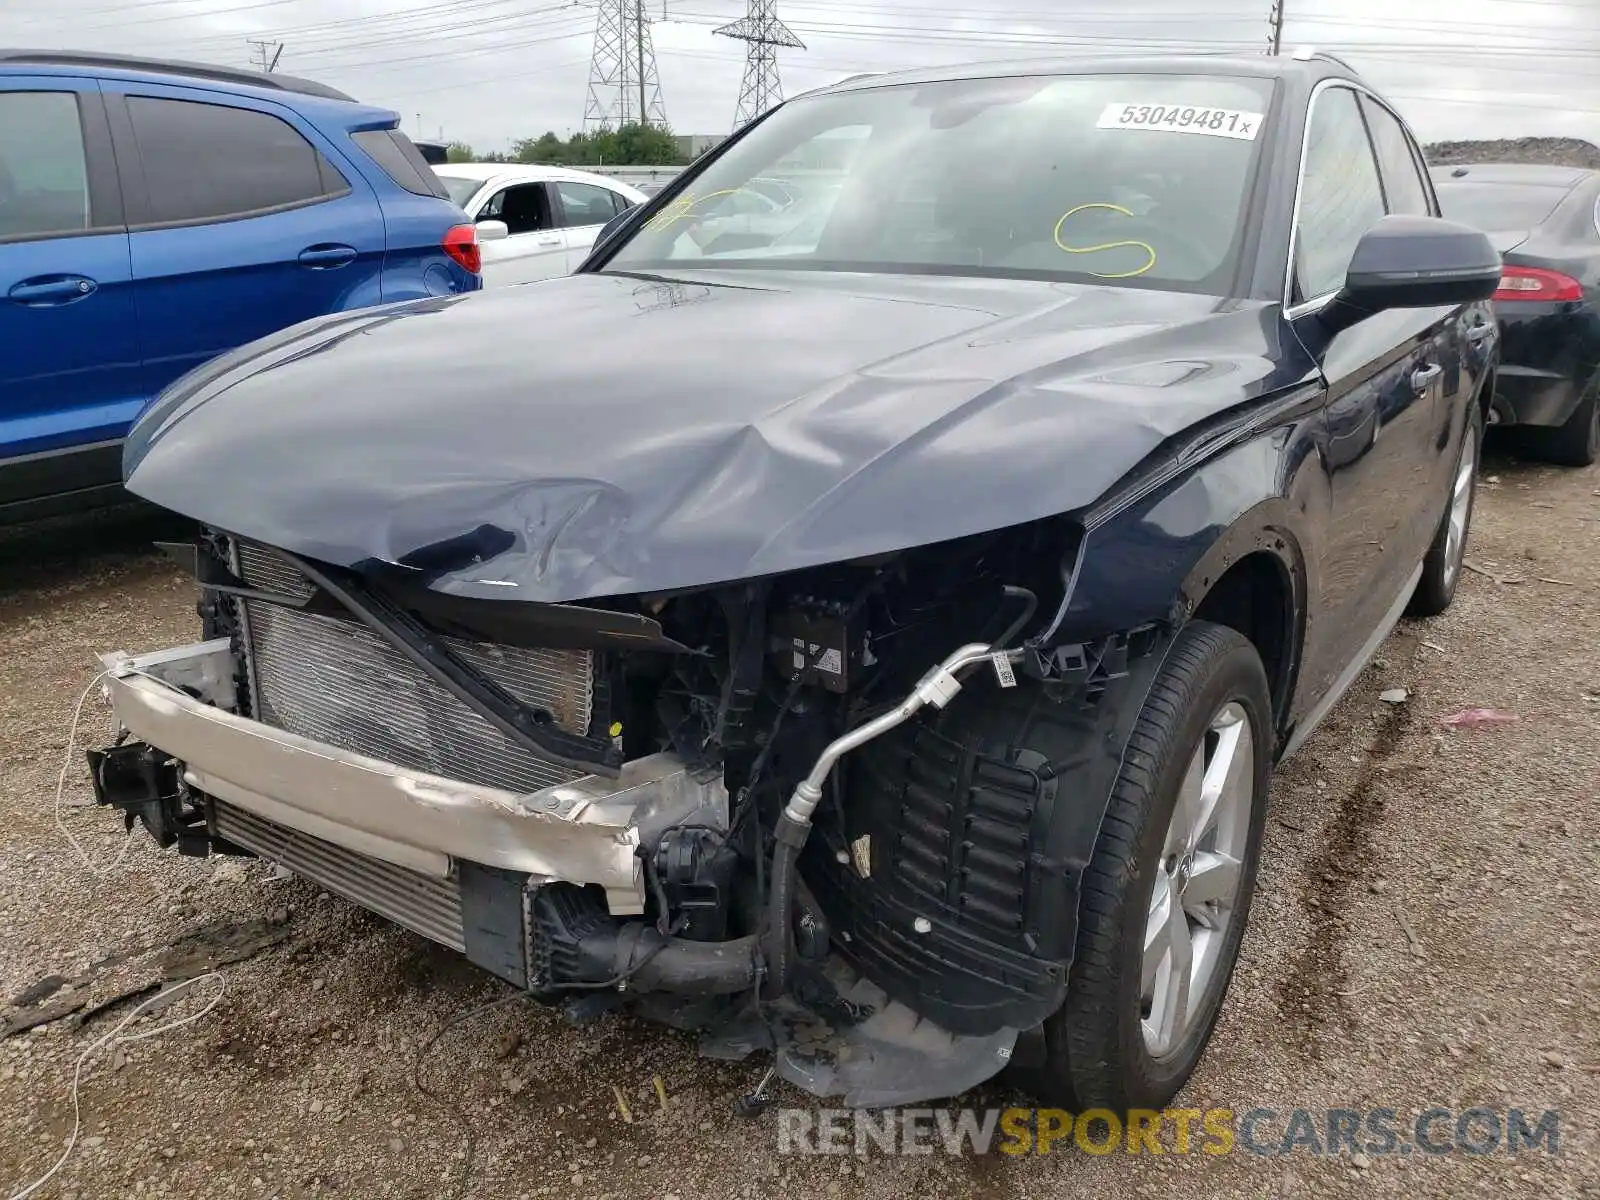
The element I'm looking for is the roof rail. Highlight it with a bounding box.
[1289,46,1358,72]
[0,49,354,101]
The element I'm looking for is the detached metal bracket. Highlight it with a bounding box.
[86,742,211,855]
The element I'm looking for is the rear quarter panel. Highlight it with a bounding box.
[1495,216,1600,425]
[326,120,481,300]
[372,190,482,300]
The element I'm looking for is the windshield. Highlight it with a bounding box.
[603,73,1276,292]
[1432,181,1571,234]
[437,174,485,208]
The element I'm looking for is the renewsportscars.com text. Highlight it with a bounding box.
[777,1106,1561,1158]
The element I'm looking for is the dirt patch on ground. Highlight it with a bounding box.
[1425,137,1600,168]
[1,454,1596,1200]
[1275,663,1422,1055]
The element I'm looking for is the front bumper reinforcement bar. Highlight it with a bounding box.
[98,639,727,916]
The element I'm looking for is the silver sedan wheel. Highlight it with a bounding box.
[1442,435,1476,589]
[1141,701,1254,1058]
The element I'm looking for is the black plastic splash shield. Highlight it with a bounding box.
[803,624,1176,1038]
[697,958,1018,1108]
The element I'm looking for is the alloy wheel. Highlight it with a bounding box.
[1442,433,1476,590]
[1140,702,1254,1058]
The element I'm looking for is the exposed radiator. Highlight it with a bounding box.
[231,540,593,795]
[213,801,465,951]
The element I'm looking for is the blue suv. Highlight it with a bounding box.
[0,50,482,522]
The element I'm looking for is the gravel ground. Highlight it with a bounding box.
[1,452,1596,1200]
[1424,137,1600,168]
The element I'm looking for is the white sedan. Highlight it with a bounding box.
[434,164,647,286]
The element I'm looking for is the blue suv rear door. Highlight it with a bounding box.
[0,78,140,511]
[100,81,386,397]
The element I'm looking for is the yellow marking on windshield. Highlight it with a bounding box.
[1053,203,1157,279]
[643,188,752,231]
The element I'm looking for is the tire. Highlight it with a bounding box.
[1030,620,1272,1111]
[1409,401,1483,618]
[1520,385,1599,468]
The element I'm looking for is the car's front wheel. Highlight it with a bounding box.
[1033,621,1272,1110]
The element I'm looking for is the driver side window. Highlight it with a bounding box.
[480,182,551,235]
[1293,86,1386,304]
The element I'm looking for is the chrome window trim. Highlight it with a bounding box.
[1284,288,1339,320]
[1283,76,1420,312]
[1358,90,1440,218]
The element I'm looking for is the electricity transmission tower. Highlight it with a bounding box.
[582,0,668,131]
[714,0,804,131]
[247,38,284,72]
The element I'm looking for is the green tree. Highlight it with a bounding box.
[509,124,688,167]
[445,141,476,163]
[513,131,569,164]
[609,122,682,166]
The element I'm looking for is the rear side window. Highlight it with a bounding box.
[1360,97,1433,217]
[128,97,348,224]
[554,180,628,226]
[352,129,450,200]
[0,91,91,239]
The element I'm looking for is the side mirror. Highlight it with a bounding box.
[1321,215,1501,334]
[476,219,509,242]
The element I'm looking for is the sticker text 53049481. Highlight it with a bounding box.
[1096,103,1263,140]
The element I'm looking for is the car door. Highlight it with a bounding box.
[102,83,386,397]
[475,180,567,285]
[1359,93,1489,479]
[1288,84,1449,704]
[0,79,140,509]
[550,180,634,271]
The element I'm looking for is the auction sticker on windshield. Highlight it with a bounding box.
[1096,103,1263,140]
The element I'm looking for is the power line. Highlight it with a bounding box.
[173,0,544,49]
[295,19,592,78]
[289,10,591,66]
[279,4,584,61]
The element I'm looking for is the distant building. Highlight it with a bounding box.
[676,133,726,160]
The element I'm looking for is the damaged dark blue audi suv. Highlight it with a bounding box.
[91,51,1501,1111]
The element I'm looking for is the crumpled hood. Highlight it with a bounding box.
[125,269,1287,602]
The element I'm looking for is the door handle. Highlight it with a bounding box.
[1411,363,1443,395]
[8,276,97,306]
[298,244,358,269]
[535,235,562,247]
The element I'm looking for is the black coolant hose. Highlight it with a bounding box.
[574,924,761,997]
[762,816,809,1000]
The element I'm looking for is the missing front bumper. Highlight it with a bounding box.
[93,639,1025,1106]
[98,639,727,917]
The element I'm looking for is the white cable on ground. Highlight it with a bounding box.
[6,971,228,1200]
[54,670,137,876]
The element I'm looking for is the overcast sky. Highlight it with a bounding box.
[3,0,1597,150]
